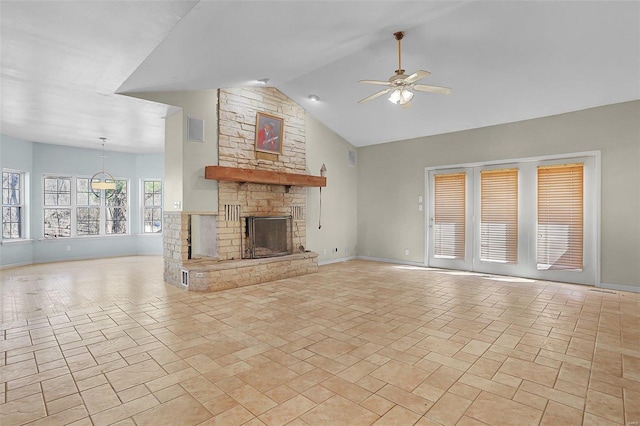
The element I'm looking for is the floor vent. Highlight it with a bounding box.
[180,269,189,288]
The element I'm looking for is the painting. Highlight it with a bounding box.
[255,112,284,154]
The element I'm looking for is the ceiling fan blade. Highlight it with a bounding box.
[413,84,452,95]
[359,79,391,86]
[403,70,431,84]
[357,88,393,104]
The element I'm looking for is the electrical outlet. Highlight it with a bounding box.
[323,248,327,254]
[196,272,204,278]
[418,195,423,203]
[419,204,423,211]
[66,245,71,252]
[405,249,409,256]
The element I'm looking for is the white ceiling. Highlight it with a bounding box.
[1,1,639,154]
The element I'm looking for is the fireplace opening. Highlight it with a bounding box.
[243,215,293,259]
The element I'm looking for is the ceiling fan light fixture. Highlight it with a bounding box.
[400,89,413,104]
[388,88,413,105]
[358,31,451,105]
[388,89,401,104]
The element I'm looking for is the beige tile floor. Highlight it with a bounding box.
[0,256,639,425]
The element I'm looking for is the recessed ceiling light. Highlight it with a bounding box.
[256,78,269,85]
[308,94,320,102]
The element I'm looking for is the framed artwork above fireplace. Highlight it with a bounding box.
[255,112,284,155]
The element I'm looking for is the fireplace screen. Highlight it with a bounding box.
[243,215,293,259]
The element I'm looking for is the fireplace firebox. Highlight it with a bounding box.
[243,216,293,259]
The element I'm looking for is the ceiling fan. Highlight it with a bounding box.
[358,31,451,106]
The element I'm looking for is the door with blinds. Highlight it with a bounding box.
[426,155,597,285]
[472,167,522,277]
[533,161,595,285]
[428,169,473,270]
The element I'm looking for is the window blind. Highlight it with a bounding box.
[537,163,584,270]
[434,173,466,259]
[481,169,518,263]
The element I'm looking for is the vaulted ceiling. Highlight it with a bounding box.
[1,1,639,153]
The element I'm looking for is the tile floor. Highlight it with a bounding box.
[0,256,639,425]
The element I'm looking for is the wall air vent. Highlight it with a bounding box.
[291,205,305,220]
[348,150,356,167]
[187,116,204,142]
[224,204,241,222]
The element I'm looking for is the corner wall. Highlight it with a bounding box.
[357,100,640,290]
[305,114,358,264]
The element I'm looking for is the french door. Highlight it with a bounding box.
[428,168,473,271]
[426,154,598,285]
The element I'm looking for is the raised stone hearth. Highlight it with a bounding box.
[184,252,318,292]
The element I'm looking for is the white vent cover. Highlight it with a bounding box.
[180,269,189,288]
[291,205,305,220]
[348,150,356,167]
[224,204,241,222]
[187,116,204,142]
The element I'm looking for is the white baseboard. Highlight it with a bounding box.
[0,261,33,270]
[598,282,640,294]
[356,256,426,268]
[318,256,357,266]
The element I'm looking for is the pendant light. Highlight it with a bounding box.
[90,137,116,195]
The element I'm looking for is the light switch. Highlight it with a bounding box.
[418,195,423,203]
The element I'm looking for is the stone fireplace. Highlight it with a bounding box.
[243,215,293,259]
[163,87,323,292]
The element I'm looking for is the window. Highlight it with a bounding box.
[537,163,584,271]
[106,180,127,234]
[143,180,162,233]
[76,178,100,236]
[44,176,71,238]
[480,168,518,263]
[433,173,466,259]
[42,175,129,238]
[2,170,24,239]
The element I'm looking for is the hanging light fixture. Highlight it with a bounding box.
[388,88,413,105]
[90,137,116,194]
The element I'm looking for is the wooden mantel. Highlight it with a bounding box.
[205,166,326,187]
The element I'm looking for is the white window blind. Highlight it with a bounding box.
[481,169,518,263]
[537,163,584,271]
[434,173,466,259]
